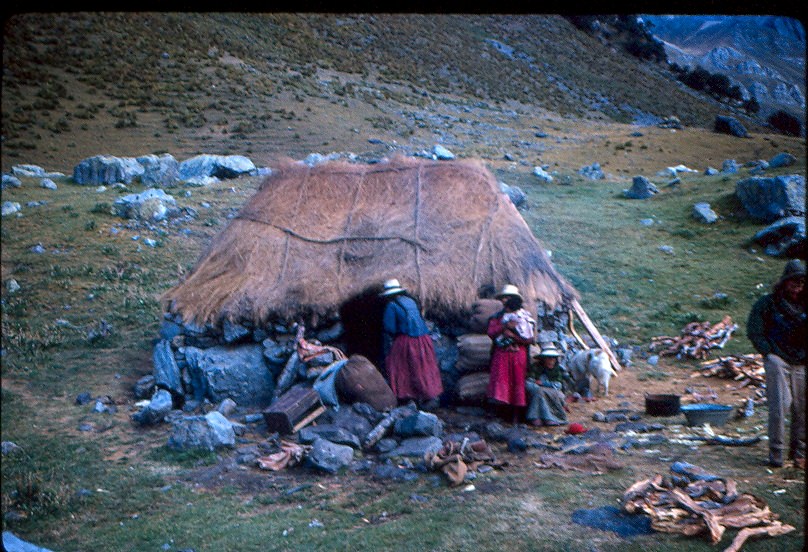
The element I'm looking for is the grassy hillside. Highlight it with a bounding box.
[1,12,805,552]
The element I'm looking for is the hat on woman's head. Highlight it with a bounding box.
[495,284,522,300]
[777,259,806,287]
[379,278,406,296]
[537,344,561,357]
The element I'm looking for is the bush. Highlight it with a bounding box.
[768,110,802,136]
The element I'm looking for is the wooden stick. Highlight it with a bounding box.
[292,405,326,433]
[567,309,589,349]
[571,299,621,373]
[362,411,400,450]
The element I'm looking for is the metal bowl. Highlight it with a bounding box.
[681,404,734,427]
[645,394,681,416]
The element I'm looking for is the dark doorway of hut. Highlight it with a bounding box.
[339,287,388,374]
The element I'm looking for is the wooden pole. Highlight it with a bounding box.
[571,299,621,373]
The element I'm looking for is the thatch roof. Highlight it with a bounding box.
[162,156,579,327]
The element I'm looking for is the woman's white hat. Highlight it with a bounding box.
[536,344,561,357]
[379,278,406,296]
[495,284,522,300]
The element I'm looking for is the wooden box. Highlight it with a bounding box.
[263,385,325,434]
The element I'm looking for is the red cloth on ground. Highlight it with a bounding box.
[486,316,528,407]
[385,334,443,401]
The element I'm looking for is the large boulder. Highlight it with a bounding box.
[623,176,658,199]
[178,154,256,181]
[112,188,176,221]
[167,411,235,451]
[2,175,22,189]
[736,175,805,222]
[137,154,180,187]
[182,344,275,406]
[752,216,806,257]
[714,115,749,138]
[768,152,796,169]
[73,155,144,185]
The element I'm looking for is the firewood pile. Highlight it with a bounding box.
[623,463,795,551]
[695,354,766,390]
[650,316,737,359]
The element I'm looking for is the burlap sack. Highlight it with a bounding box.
[335,354,397,411]
[456,371,490,403]
[456,333,492,373]
[468,299,502,334]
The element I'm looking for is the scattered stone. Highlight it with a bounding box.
[383,436,443,458]
[306,437,354,473]
[666,178,681,187]
[593,412,607,423]
[657,164,697,178]
[167,411,235,451]
[2,175,22,189]
[6,279,21,294]
[533,166,553,183]
[244,413,263,424]
[132,389,173,425]
[736,174,805,222]
[216,398,238,417]
[372,463,420,482]
[692,202,718,224]
[299,425,362,449]
[75,392,93,405]
[714,115,749,138]
[39,179,57,190]
[499,181,527,208]
[623,176,658,199]
[432,145,455,160]
[752,216,805,257]
[748,160,770,174]
[578,162,605,180]
[647,355,659,366]
[394,411,443,438]
[153,340,183,397]
[134,375,156,400]
[704,167,719,176]
[768,152,796,169]
[30,243,45,254]
[2,531,56,552]
[658,245,674,255]
[113,188,176,221]
[721,159,740,174]
[222,320,250,344]
[1,441,21,455]
[2,201,21,217]
[639,218,654,227]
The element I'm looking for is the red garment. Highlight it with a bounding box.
[385,334,443,401]
[486,315,528,407]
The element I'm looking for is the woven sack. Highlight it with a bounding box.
[456,334,492,373]
[335,354,397,411]
[456,371,490,403]
[468,299,502,333]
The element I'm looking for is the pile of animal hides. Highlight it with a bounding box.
[650,316,737,360]
[623,461,794,551]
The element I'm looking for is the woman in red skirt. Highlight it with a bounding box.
[380,279,443,409]
[487,284,536,424]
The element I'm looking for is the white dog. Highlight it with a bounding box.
[566,348,617,398]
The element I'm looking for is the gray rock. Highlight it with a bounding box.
[579,162,605,180]
[533,166,553,183]
[178,154,256,181]
[372,463,419,482]
[183,344,274,406]
[315,323,344,343]
[383,436,443,458]
[623,176,659,199]
[658,245,675,255]
[6,279,20,294]
[153,340,183,397]
[329,407,374,441]
[134,374,156,400]
[432,145,455,160]
[2,201,21,216]
[394,411,443,437]
[373,437,398,454]
[639,218,654,227]
[39,179,57,190]
[721,159,740,174]
[159,320,183,341]
[768,152,796,169]
[704,167,719,176]
[132,389,173,425]
[299,424,362,448]
[752,216,806,257]
[73,155,144,185]
[736,175,805,222]
[137,153,180,187]
[113,188,176,220]
[2,441,22,455]
[2,531,56,552]
[2,174,22,189]
[167,411,235,451]
[222,320,250,344]
[714,115,749,138]
[692,202,718,224]
[216,397,238,417]
[11,164,47,177]
[499,181,527,208]
[306,437,354,473]
[75,392,93,405]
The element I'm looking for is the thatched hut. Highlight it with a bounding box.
[163,156,578,340]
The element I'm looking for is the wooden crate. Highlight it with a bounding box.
[262,385,325,434]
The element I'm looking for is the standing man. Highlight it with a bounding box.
[747,259,806,468]
[380,278,443,410]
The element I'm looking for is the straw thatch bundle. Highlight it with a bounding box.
[162,156,578,328]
